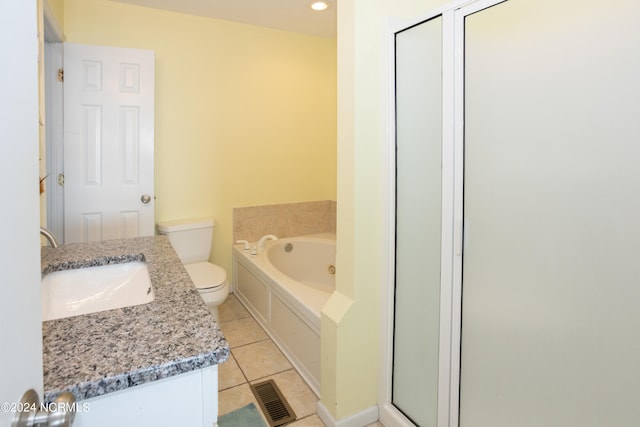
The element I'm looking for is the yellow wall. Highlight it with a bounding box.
[58,0,465,422]
[322,0,450,421]
[63,0,337,275]
[46,0,64,31]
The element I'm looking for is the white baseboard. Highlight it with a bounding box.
[317,402,379,427]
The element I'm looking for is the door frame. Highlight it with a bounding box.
[44,0,65,242]
[379,1,507,426]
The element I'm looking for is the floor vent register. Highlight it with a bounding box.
[250,379,297,426]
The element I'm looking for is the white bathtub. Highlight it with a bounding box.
[232,233,336,396]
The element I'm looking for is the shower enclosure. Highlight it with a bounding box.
[383,1,640,426]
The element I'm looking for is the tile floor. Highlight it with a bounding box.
[216,293,384,427]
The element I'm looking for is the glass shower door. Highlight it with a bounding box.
[460,1,640,426]
[392,15,442,427]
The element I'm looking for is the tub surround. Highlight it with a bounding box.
[41,236,229,403]
[233,200,336,244]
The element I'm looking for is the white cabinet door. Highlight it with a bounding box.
[64,43,155,243]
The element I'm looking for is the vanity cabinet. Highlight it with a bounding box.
[74,366,218,427]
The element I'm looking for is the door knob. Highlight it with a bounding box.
[140,194,152,204]
[12,389,76,427]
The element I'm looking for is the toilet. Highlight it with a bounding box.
[156,218,228,320]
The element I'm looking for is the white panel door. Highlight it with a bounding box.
[0,0,43,424]
[64,43,154,243]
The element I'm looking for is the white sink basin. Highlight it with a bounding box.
[42,261,154,321]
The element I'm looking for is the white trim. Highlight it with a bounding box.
[379,402,414,427]
[377,14,400,427]
[44,42,64,243]
[43,0,65,241]
[449,7,466,427]
[458,0,508,16]
[438,8,456,427]
[316,402,378,427]
[387,0,496,35]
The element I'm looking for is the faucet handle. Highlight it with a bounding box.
[236,240,250,250]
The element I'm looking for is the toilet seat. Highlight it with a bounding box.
[184,262,227,291]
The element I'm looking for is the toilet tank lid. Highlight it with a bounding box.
[157,217,215,233]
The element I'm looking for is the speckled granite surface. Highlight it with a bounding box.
[41,236,229,403]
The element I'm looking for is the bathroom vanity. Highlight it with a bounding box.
[41,236,229,426]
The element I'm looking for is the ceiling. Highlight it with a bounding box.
[111,0,337,38]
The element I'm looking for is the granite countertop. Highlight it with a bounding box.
[41,235,229,403]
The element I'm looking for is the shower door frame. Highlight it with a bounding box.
[380,1,508,426]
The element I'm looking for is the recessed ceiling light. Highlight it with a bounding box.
[310,1,331,11]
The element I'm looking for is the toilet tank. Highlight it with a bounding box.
[156,218,214,264]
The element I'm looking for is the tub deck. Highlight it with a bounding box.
[232,233,336,396]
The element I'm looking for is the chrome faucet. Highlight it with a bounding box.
[256,234,278,250]
[40,227,59,248]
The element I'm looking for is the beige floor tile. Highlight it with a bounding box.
[219,316,269,348]
[232,340,292,381]
[288,414,327,426]
[218,384,260,417]
[218,353,246,391]
[217,294,250,323]
[253,369,318,418]
[365,423,384,427]
[216,294,331,426]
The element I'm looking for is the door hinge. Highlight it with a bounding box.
[57,173,64,186]
[57,68,64,82]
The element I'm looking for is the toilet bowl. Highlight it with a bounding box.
[183,261,228,320]
[156,218,229,319]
